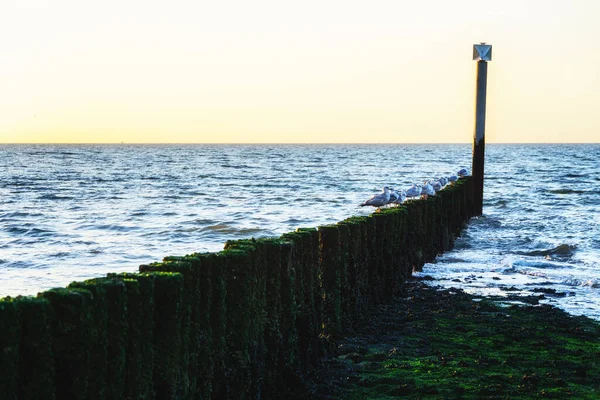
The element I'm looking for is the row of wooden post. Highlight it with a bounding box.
[0,178,475,400]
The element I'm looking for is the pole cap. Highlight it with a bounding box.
[473,43,492,61]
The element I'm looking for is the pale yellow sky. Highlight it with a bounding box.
[1,0,599,143]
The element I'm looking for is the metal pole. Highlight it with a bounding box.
[472,43,492,216]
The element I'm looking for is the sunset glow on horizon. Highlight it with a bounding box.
[2,0,599,144]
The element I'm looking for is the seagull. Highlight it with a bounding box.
[432,180,442,192]
[397,191,407,204]
[388,188,400,204]
[390,190,406,205]
[439,177,448,187]
[405,184,421,200]
[421,181,435,199]
[457,168,468,177]
[448,175,458,184]
[360,186,391,208]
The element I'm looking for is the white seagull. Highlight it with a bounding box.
[439,177,448,187]
[390,190,406,205]
[360,186,391,208]
[421,181,435,199]
[432,180,442,192]
[405,184,421,200]
[388,188,400,204]
[448,175,458,184]
[457,168,468,177]
[399,192,407,204]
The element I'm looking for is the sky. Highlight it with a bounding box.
[1,0,599,144]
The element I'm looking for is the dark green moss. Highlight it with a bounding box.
[257,238,284,396]
[225,239,267,398]
[364,215,377,303]
[221,248,254,395]
[296,227,318,233]
[336,221,360,326]
[40,287,94,400]
[103,279,128,400]
[107,272,155,400]
[172,253,214,400]
[67,279,108,400]
[16,296,55,400]
[334,223,352,329]
[66,277,127,400]
[280,241,299,374]
[142,271,184,400]
[206,253,228,398]
[319,225,342,339]
[224,238,259,253]
[313,282,600,400]
[371,214,387,302]
[376,206,407,217]
[160,258,204,398]
[281,232,310,370]
[0,298,20,400]
[283,229,321,369]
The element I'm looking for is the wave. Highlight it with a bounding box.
[469,216,502,228]
[286,217,309,224]
[220,164,256,169]
[437,257,468,264]
[497,256,557,275]
[0,211,43,219]
[518,270,548,278]
[512,259,570,269]
[38,194,74,200]
[78,224,140,232]
[51,252,71,258]
[547,189,588,195]
[6,226,53,237]
[25,151,79,156]
[516,244,577,259]
[200,224,269,237]
[562,278,600,288]
[490,199,508,208]
[201,224,238,234]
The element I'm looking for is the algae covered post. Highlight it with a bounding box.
[472,42,492,216]
[0,179,478,399]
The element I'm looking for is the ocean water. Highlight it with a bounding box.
[1,144,599,319]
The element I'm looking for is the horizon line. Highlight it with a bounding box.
[1,142,599,145]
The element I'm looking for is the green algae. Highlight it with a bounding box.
[309,281,600,399]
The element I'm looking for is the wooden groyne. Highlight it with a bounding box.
[0,178,475,399]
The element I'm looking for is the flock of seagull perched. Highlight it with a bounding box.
[359,168,469,208]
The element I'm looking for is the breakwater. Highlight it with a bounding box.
[0,177,475,399]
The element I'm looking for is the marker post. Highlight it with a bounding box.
[472,43,492,216]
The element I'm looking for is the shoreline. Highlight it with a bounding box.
[304,277,600,399]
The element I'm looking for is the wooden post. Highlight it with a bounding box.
[472,42,492,216]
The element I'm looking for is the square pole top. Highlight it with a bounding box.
[473,43,492,61]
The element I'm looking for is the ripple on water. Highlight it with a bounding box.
[1,144,599,320]
[6,226,54,237]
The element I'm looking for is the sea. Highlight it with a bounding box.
[1,144,599,319]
